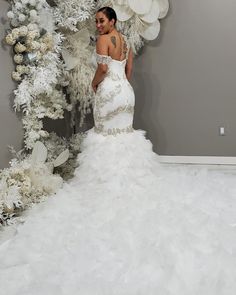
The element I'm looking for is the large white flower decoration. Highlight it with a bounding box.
[113,0,169,40]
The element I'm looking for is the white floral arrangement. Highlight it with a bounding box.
[5,0,71,151]
[53,0,96,32]
[0,140,70,226]
[1,0,169,226]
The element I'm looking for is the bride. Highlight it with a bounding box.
[0,6,236,295]
[92,6,135,136]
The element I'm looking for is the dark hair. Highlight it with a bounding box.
[97,6,117,25]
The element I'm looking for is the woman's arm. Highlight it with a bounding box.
[125,48,133,81]
[92,35,109,92]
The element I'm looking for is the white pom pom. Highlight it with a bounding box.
[29,9,37,18]
[7,11,14,19]
[19,14,26,22]
[15,3,23,10]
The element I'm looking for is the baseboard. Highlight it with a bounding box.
[158,155,236,165]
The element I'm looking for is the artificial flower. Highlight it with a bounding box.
[14,42,27,53]
[7,11,14,19]
[14,54,24,64]
[5,34,16,45]
[12,71,22,81]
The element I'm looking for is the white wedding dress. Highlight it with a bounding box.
[0,35,236,295]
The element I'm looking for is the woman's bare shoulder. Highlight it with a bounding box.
[96,34,109,44]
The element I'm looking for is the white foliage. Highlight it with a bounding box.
[0,138,71,225]
[31,141,48,164]
[13,79,34,112]
[30,53,60,96]
[53,0,96,31]
[53,149,70,167]
[7,0,50,28]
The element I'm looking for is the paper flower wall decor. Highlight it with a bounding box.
[113,0,169,40]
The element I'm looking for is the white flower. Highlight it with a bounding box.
[12,28,20,39]
[40,43,48,53]
[11,19,19,27]
[16,65,30,75]
[113,0,163,41]
[36,51,43,60]
[38,130,49,137]
[29,10,37,18]
[14,42,27,53]
[19,13,26,22]
[28,130,40,141]
[15,2,23,10]
[66,104,73,111]
[21,0,29,4]
[14,54,24,64]
[26,30,40,41]
[19,26,28,36]
[53,0,95,31]
[7,11,14,19]
[27,23,39,31]
[30,41,41,50]
[29,0,36,6]
[5,34,16,45]
[12,71,22,81]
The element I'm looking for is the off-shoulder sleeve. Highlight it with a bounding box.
[95,53,112,65]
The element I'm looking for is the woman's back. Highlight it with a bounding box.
[105,31,128,62]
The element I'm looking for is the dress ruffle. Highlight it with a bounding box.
[0,128,236,294]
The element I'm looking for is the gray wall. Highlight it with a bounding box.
[0,0,24,169]
[133,0,236,156]
[1,0,236,170]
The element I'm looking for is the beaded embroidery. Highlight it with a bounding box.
[94,125,134,136]
[95,53,112,65]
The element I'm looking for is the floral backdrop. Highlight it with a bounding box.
[0,0,169,226]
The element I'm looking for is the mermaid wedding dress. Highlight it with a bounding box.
[0,36,236,295]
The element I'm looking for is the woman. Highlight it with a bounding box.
[0,7,235,295]
[91,6,135,136]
